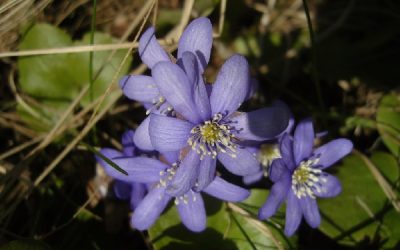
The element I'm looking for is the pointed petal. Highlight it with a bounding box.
[210,55,250,116]
[177,51,211,121]
[280,134,296,170]
[299,196,321,228]
[178,17,213,72]
[130,183,147,209]
[204,176,250,202]
[232,106,291,141]
[152,61,201,123]
[139,27,170,69]
[121,130,136,156]
[313,139,353,169]
[134,116,154,151]
[119,75,160,103]
[113,180,132,200]
[243,171,264,185]
[294,119,315,165]
[166,149,200,196]
[269,158,290,183]
[131,186,171,230]
[258,174,290,220]
[218,146,260,176]
[177,192,206,232]
[194,155,216,191]
[315,173,342,198]
[284,190,302,236]
[149,114,193,152]
[111,157,168,183]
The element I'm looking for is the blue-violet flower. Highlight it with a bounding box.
[258,119,353,236]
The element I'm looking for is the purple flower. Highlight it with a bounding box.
[100,152,250,232]
[143,53,291,196]
[243,113,295,185]
[96,130,148,209]
[258,119,353,236]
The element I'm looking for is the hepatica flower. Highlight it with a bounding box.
[243,116,294,185]
[143,53,291,197]
[258,119,353,236]
[98,149,250,232]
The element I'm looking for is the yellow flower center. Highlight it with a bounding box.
[291,159,323,199]
[188,113,236,160]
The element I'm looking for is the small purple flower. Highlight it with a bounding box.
[96,130,148,209]
[101,153,250,232]
[258,119,353,236]
[243,113,295,185]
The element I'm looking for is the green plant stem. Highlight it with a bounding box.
[302,0,325,114]
[89,0,97,144]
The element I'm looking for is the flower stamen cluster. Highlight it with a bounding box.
[188,113,237,160]
[291,158,325,199]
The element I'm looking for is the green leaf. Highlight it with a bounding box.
[318,153,400,247]
[148,192,288,250]
[17,23,131,132]
[376,93,400,156]
[0,240,51,250]
[18,23,78,100]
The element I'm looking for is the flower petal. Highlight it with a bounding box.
[284,190,302,236]
[177,17,213,73]
[269,158,290,183]
[134,117,154,151]
[280,134,296,170]
[111,157,168,183]
[152,61,200,123]
[131,186,171,230]
[166,149,200,196]
[243,170,264,185]
[294,118,315,165]
[130,183,147,209]
[218,146,260,176]
[149,114,193,152]
[314,173,342,198]
[177,191,206,232]
[204,176,250,202]
[177,51,211,121]
[193,155,216,191]
[121,130,136,156]
[258,174,290,220]
[113,180,131,200]
[299,196,321,228]
[232,106,291,141]
[119,75,160,103]
[139,27,170,69]
[313,139,353,169]
[210,54,250,116]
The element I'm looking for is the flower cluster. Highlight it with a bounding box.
[96,17,353,236]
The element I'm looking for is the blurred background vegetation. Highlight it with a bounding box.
[0,0,399,249]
